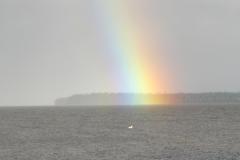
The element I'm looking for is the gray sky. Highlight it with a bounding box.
[1,0,240,105]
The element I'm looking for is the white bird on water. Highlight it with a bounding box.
[128,125,134,129]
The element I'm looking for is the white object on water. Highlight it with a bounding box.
[128,125,134,129]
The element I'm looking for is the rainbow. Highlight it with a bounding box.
[94,0,174,105]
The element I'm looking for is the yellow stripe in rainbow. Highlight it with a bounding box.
[95,0,174,105]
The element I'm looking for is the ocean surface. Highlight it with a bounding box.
[0,105,240,160]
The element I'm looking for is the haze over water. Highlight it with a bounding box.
[1,0,240,105]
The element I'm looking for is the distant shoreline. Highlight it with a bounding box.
[1,104,240,108]
[55,92,240,106]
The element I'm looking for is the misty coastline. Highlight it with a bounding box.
[55,92,240,106]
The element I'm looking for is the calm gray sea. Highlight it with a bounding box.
[0,105,240,160]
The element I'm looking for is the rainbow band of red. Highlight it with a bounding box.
[94,0,174,105]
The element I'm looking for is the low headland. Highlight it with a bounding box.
[55,92,240,106]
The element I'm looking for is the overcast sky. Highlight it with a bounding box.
[1,0,240,105]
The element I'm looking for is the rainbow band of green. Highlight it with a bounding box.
[93,0,173,105]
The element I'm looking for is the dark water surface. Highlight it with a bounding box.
[0,105,240,160]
